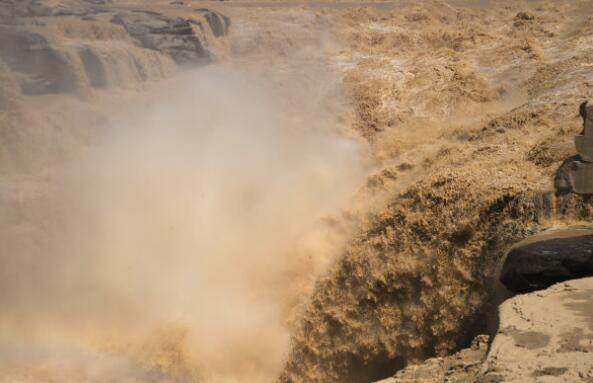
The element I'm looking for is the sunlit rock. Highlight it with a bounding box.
[555,102,593,194]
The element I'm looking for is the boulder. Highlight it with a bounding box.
[500,228,593,294]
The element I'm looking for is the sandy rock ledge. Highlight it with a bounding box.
[377,277,593,383]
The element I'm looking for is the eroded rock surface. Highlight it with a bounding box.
[195,8,230,38]
[481,277,593,383]
[0,26,77,94]
[376,278,593,383]
[111,10,211,65]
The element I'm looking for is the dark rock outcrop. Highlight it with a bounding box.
[500,228,593,293]
[195,8,230,38]
[0,26,77,95]
[111,10,211,65]
[78,47,107,88]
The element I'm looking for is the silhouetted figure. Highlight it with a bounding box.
[580,101,588,135]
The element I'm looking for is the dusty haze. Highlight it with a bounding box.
[0,66,368,383]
